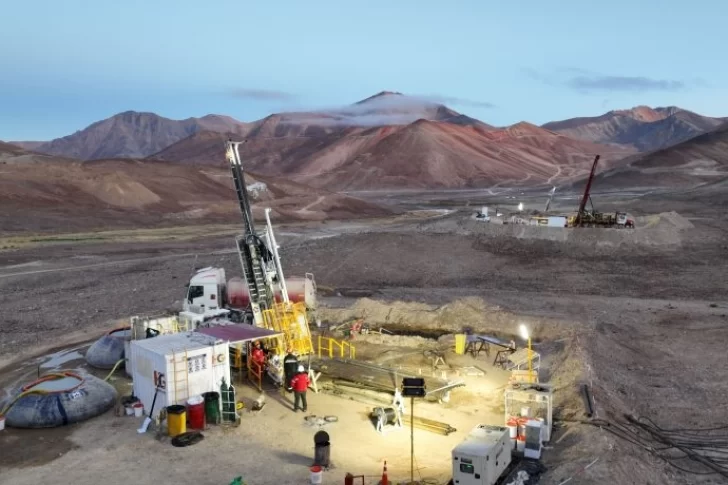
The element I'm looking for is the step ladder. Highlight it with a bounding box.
[172,350,190,405]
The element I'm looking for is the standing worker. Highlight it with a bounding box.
[283,348,299,392]
[251,341,266,372]
[290,365,310,413]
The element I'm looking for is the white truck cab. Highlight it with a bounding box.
[180,267,231,327]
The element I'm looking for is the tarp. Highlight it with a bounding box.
[196,324,281,344]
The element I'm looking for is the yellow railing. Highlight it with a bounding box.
[317,336,356,359]
[261,302,315,356]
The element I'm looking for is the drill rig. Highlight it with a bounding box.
[567,155,634,228]
[179,140,315,357]
[225,140,314,355]
[226,140,276,325]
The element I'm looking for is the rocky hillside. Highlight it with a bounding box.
[14,112,250,160]
[543,106,725,151]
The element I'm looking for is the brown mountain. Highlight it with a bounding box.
[14,112,251,160]
[154,93,631,190]
[542,106,725,152]
[0,150,392,234]
[580,121,728,190]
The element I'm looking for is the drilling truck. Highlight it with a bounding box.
[179,140,318,331]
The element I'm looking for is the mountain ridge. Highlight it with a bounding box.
[542,106,725,151]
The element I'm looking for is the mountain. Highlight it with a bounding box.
[0,151,392,234]
[580,121,728,190]
[543,106,725,152]
[154,93,631,190]
[14,112,251,160]
[0,140,77,164]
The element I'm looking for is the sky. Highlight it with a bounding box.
[1,0,727,141]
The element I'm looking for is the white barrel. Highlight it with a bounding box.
[507,418,518,438]
[516,436,526,452]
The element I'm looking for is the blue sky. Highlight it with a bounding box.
[1,0,726,141]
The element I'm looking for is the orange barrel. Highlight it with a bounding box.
[186,396,206,430]
[166,405,186,437]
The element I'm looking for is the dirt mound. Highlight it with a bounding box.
[318,297,567,341]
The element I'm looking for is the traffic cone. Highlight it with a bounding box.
[380,460,388,485]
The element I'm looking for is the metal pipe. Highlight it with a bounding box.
[265,208,289,304]
[581,384,594,418]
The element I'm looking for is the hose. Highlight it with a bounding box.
[104,359,126,382]
[0,370,84,416]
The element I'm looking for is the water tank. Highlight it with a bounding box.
[226,276,309,308]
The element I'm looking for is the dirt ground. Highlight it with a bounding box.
[1,194,727,485]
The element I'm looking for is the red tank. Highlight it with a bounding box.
[226,276,309,308]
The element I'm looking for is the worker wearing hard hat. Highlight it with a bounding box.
[290,365,310,412]
[251,341,266,371]
[283,348,299,392]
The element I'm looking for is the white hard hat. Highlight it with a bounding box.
[297,365,305,372]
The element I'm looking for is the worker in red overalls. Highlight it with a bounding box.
[251,341,266,372]
[290,365,310,413]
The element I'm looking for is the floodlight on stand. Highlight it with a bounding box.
[519,324,534,383]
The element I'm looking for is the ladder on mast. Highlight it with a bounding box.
[225,140,275,325]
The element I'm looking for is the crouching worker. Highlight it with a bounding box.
[290,365,310,413]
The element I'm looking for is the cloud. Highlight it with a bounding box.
[279,92,494,127]
[525,67,691,94]
[230,88,296,101]
[567,75,685,93]
[418,94,496,109]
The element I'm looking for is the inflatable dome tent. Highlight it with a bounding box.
[2,370,117,428]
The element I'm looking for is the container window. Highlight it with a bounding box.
[459,464,474,474]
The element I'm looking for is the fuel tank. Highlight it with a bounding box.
[226,276,314,308]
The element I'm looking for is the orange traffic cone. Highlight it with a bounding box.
[380,460,388,485]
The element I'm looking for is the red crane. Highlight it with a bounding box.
[574,155,600,227]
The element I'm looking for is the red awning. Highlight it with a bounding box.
[196,324,282,344]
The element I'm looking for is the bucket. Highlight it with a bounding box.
[125,405,134,416]
[506,417,518,439]
[203,392,221,425]
[516,435,526,452]
[166,405,186,437]
[0,415,5,431]
[187,396,206,430]
[454,334,467,355]
[132,402,144,418]
[521,406,531,418]
[310,465,323,484]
